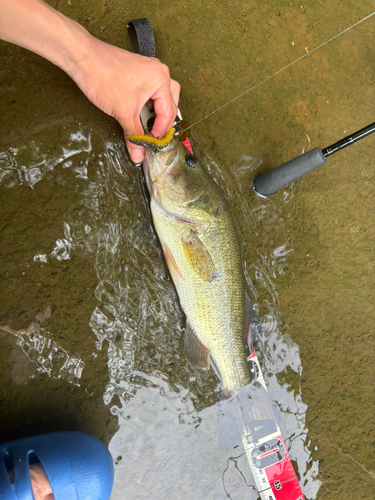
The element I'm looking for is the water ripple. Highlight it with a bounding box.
[0,125,321,499]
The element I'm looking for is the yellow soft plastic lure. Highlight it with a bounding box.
[128,127,175,151]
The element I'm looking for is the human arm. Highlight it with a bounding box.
[0,0,180,163]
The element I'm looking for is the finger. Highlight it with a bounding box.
[118,112,145,164]
[170,79,181,108]
[151,90,177,139]
[126,139,145,164]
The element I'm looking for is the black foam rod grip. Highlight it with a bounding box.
[253,147,327,197]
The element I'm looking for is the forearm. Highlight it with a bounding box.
[0,0,180,163]
[0,0,92,77]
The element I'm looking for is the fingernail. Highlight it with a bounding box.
[130,149,144,165]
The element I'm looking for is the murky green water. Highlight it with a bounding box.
[1,1,375,499]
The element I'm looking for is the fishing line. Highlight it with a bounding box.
[221,452,257,498]
[185,10,375,132]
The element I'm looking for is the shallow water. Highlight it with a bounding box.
[1,1,375,499]
[0,125,319,499]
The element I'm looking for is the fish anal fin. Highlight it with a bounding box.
[163,244,185,281]
[181,230,217,282]
[184,323,210,368]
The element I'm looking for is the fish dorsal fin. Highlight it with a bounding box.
[181,230,217,282]
[244,292,254,345]
[244,291,263,352]
[184,322,210,368]
[244,292,256,348]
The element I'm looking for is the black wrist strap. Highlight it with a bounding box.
[127,18,156,58]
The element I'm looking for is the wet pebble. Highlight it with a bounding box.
[35,307,53,324]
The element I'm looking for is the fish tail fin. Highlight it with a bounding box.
[217,382,279,451]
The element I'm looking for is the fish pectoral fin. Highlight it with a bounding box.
[184,323,210,368]
[163,244,185,281]
[181,230,217,282]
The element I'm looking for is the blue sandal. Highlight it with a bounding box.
[0,432,114,500]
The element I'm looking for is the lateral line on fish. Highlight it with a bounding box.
[128,127,175,150]
[180,11,375,134]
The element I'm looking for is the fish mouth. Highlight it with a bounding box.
[144,141,180,190]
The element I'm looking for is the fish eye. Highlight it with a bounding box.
[185,155,197,168]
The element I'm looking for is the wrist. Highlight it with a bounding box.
[52,16,98,80]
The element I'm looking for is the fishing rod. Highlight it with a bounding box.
[253,121,375,197]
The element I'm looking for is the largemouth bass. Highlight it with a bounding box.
[141,137,252,392]
[130,131,306,500]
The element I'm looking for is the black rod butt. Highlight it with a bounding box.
[253,147,327,197]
